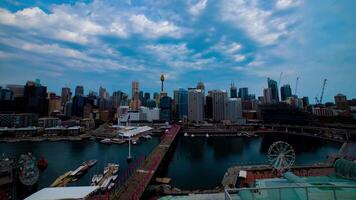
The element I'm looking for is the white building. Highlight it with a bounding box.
[263,88,273,104]
[140,107,160,122]
[188,89,204,122]
[224,98,243,123]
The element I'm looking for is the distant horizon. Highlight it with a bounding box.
[1,0,355,103]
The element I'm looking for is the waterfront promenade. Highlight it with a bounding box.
[114,124,181,200]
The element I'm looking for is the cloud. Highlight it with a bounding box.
[275,0,301,10]
[219,0,300,45]
[210,39,246,62]
[189,0,208,16]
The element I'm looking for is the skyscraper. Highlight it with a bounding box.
[130,81,141,111]
[48,92,61,116]
[159,96,172,122]
[263,88,272,104]
[238,87,249,101]
[174,89,188,120]
[280,84,292,101]
[61,87,71,106]
[24,80,48,116]
[230,83,237,98]
[75,85,84,96]
[267,78,279,103]
[211,90,227,121]
[188,89,204,122]
[197,81,205,96]
[224,98,242,122]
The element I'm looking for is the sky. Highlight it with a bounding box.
[0,0,355,102]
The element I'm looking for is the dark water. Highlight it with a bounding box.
[163,135,341,190]
[0,138,160,190]
[0,134,342,192]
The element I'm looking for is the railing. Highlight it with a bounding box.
[225,185,356,200]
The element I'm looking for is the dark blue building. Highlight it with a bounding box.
[174,89,188,119]
[159,96,172,122]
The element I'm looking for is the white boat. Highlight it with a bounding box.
[142,135,152,139]
[111,175,118,181]
[96,174,103,183]
[100,138,112,144]
[108,183,115,190]
[184,132,188,136]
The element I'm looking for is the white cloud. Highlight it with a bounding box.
[220,0,299,45]
[189,0,208,16]
[210,39,246,62]
[276,0,301,10]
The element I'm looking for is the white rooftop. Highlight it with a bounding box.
[25,186,99,200]
[117,126,153,137]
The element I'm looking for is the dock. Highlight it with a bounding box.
[113,124,181,200]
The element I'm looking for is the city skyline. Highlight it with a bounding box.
[1,0,356,102]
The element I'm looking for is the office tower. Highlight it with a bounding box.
[6,84,24,98]
[197,81,205,96]
[205,94,213,120]
[263,88,273,104]
[159,96,172,122]
[61,87,71,106]
[174,89,188,120]
[65,101,72,117]
[146,99,156,108]
[72,96,92,117]
[24,80,48,116]
[99,86,107,99]
[144,92,150,101]
[211,90,228,121]
[230,83,237,98]
[238,87,249,101]
[48,92,61,116]
[130,81,141,111]
[334,93,349,110]
[225,98,242,122]
[302,97,309,108]
[75,85,84,96]
[139,91,145,106]
[0,88,13,101]
[187,89,204,122]
[280,84,292,101]
[267,78,279,103]
[153,92,160,107]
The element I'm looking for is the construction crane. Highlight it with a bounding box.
[294,77,299,96]
[278,72,283,86]
[315,79,327,104]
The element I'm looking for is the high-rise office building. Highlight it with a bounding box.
[174,89,188,120]
[267,78,279,103]
[238,87,249,101]
[205,94,213,120]
[99,86,108,99]
[280,84,292,101]
[159,96,172,122]
[211,90,227,121]
[24,80,48,116]
[230,83,237,98]
[48,92,61,116]
[6,84,24,98]
[224,98,242,122]
[130,81,141,111]
[188,89,204,122]
[75,85,84,96]
[197,81,205,96]
[263,88,273,104]
[61,87,71,106]
[139,91,145,106]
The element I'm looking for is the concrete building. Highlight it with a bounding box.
[335,93,349,110]
[263,88,273,104]
[6,84,24,98]
[196,81,205,96]
[140,107,160,122]
[130,81,141,111]
[188,89,204,122]
[48,93,61,116]
[211,90,228,121]
[38,117,61,128]
[61,87,71,106]
[224,98,242,123]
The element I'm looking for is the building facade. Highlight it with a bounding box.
[188,89,204,122]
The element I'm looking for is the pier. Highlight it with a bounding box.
[113,124,181,200]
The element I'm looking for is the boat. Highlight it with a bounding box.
[100,138,112,144]
[83,159,97,167]
[70,165,89,177]
[91,163,120,191]
[184,132,188,136]
[51,171,72,187]
[18,153,40,187]
[108,182,115,190]
[112,138,126,144]
[142,135,152,139]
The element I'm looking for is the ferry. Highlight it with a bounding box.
[83,159,98,167]
[91,163,120,191]
[18,153,40,187]
[100,138,112,144]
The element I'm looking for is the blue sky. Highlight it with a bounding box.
[0,0,355,102]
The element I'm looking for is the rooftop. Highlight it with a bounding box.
[25,186,99,200]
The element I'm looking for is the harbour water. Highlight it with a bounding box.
[0,134,341,191]
[162,135,341,190]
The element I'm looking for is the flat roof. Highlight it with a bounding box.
[25,186,99,200]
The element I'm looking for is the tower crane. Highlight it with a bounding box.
[315,79,327,104]
[278,72,283,86]
[294,77,299,96]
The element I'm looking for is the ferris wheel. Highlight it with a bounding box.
[267,141,296,171]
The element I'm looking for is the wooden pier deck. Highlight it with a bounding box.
[114,124,181,200]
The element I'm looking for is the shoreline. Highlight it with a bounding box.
[0,134,90,143]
